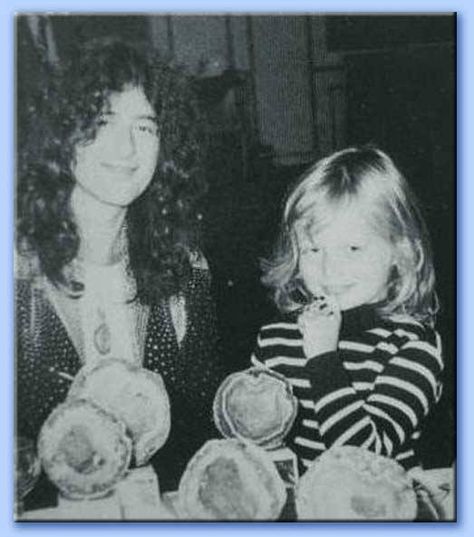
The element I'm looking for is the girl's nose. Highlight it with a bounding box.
[321,250,346,280]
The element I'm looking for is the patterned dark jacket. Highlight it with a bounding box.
[16,267,225,507]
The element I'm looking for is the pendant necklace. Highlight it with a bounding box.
[93,306,112,355]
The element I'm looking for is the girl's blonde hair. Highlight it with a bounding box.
[261,146,438,325]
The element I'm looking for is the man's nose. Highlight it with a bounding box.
[114,125,136,159]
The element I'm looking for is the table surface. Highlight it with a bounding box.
[18,467,455,522]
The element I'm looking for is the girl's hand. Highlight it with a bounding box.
[297,295,342,358]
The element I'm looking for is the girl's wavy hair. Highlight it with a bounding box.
[17,37,208,304]
[261,146,438,325]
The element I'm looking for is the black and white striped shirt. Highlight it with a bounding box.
[251,305,444,472]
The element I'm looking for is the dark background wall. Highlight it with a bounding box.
[17,14,455,468]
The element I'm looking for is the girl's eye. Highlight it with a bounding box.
[300,247,320,256]
[349,245,361,252]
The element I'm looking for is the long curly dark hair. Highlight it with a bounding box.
[17,37,208,304]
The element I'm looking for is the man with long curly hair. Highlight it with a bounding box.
[16,37,225,507]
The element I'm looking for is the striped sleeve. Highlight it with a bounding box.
[251,321,305,371]
[251,321,327,466]
[305,327,444,457]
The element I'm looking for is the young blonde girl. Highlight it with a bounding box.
[251,146,444,474]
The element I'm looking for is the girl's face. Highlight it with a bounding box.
[72,86,160,207]
[297,202,394,311]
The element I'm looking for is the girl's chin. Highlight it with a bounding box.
[334,295,364,312]
[338,301,357,312]
[338,294,386,312]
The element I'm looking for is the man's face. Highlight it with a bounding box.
[73,86,160,207]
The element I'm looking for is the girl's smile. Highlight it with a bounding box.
[325,283,355,297]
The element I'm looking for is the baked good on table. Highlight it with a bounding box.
[68,358,171,466]
[295,446,417,520]
[38,399,132,499]
[177,438,287,520]
[213,367,297,448]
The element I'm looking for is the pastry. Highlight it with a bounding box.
[38,399,132,499]
[177,438,287,520]
[68,358,171,466]
[213,367,297,448]
[295,446,417,520]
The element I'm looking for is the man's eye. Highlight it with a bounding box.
[349,245,361,252]
[135,122,158,135]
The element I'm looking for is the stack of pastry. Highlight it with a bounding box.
[38,358,171,506]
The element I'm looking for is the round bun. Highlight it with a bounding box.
[295,446,417,520]
[177,439,287,520]
[213,367,297,448]
[68,358,171,466]
[38,399,132,499]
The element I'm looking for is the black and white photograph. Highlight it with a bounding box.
[14,13,455,522]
